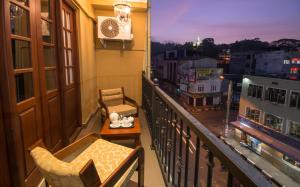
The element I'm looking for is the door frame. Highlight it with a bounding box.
[0,0,12,185]
[56,0,82,144]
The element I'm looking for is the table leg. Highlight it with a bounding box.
[135,136,141,146]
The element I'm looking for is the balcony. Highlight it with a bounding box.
[0,0,288,186]
[68,74,274,187]
[141,74,275,187]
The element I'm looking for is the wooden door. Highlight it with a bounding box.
[3,0,44,186]
[36,0,63,151]
[59,1,81,142]
[0,0,11,185]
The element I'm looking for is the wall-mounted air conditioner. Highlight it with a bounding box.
[97,16,133,41]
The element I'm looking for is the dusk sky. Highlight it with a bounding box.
[151,0,300,44]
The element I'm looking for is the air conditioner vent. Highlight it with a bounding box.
[100,18,119,38]
[97,16,133,41]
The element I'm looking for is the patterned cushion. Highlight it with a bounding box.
[31,139,137,187]
[102,104,137,116]
[71,139,137,186]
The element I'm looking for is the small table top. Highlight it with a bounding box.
[100,118,141,138]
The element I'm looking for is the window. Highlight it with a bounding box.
[264,113,283,132]
[289,121,300,139]
[283,155,300,169]
[211,85,217,92]
[247,84,263,99]
[265,88,286,105]
[245,107,260,122]
[198,86,204,92]
[290,91,300,109]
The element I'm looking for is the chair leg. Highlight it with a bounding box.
[138,148,145,187]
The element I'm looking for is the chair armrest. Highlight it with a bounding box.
[80,159,101,187]
[99,99,109,117]
[100,146,144,187]
[124,96,139,115]
[54,133,100,160]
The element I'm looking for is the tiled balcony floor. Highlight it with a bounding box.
[77,109,165,187]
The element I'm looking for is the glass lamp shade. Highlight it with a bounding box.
[113,0,131,23]
[10,4,24,20]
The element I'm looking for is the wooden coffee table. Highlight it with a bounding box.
[100,118,141,146]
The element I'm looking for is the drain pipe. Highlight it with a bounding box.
[146,0,151,78]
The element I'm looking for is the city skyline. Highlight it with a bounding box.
[151,0,300,44]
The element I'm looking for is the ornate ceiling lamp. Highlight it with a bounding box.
[10,0,26,19]
[113,0,131,23]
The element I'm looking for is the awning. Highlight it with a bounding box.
[230,121,300,162]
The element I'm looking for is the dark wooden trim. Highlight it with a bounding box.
[28,139,46,152]
[124,95,139,116]
[79,160,101,187]
[56,0,82,145]
[100,146,144,187]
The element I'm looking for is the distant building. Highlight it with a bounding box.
[229,52,256,75]
[179,58,224,107]
[255,50,286,77]
[231,75,300,183]
[152,49,188,85]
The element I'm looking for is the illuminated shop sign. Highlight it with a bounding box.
[196,68,223,79]
[283,58,300,65]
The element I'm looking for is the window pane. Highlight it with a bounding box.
[41,0,51,18]
[69,68,74,84]
[64,49,68,66]
[10,5,29,37]
[289,121,300,139]
[67,32,71,48]
[41,20,52,43]
[15,73,34,102]
[45,70,57,91]
[63,31,66,47]
[68,50,72,66]
[65,69,69,85]
[290,92,299,108]
[11,40,32,69]
[44,46,56,67]
[264,113,283,132]
[66,13,70,29]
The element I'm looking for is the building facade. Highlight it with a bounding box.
[231,75,300,183]
[179,58,223,107]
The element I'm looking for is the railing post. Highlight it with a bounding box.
[150,78,159,150]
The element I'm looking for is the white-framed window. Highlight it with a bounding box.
[247,84,263,99]
[265,87,286,105]
[198,85,204,92]
[211,85,217,92]
[289,91,300,109]
[245,107,260,122]
[264,113,283,132]
[289,120,300,139]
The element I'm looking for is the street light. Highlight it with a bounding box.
[225,80,232,137]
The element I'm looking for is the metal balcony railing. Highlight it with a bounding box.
[142,74,275,187]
